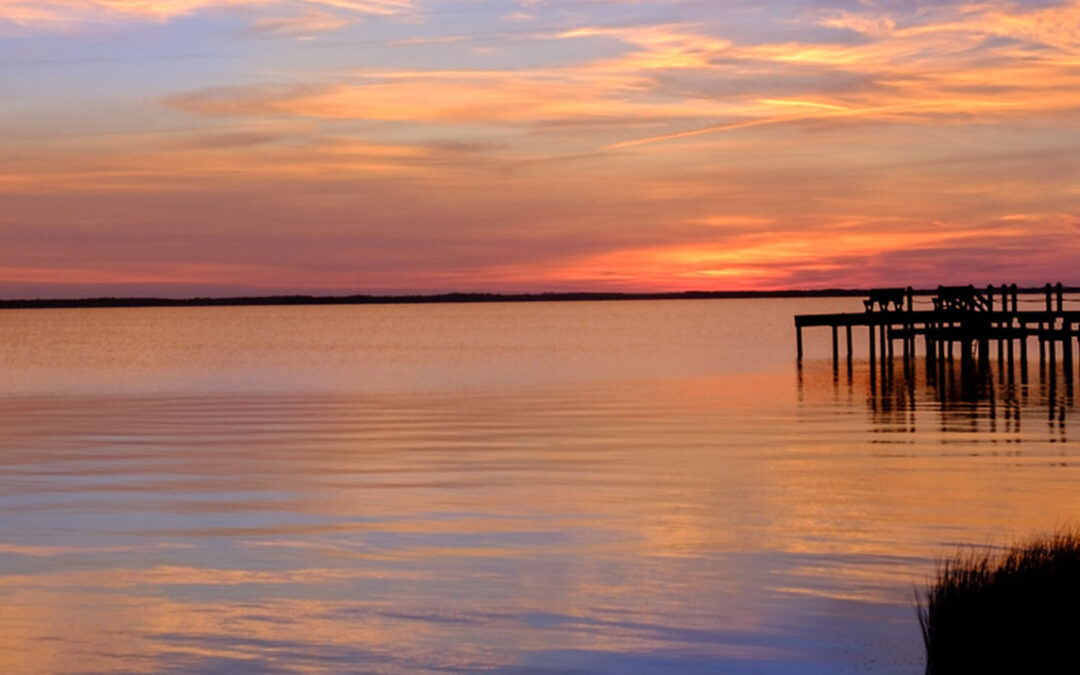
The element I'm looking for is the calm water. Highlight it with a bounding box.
[1,298,1078,674]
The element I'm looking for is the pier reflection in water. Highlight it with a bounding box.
[801,347,1074,443]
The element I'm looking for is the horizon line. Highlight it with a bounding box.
[1,285,1077,310]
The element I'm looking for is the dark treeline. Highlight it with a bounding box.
[0,289,871,310]
[0,287,1076,310]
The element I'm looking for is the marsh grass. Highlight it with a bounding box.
[919,532,1080,673]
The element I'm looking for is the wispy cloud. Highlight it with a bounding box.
[248,9,355,37]
[0,0,414,32]
[161,8,1080,150]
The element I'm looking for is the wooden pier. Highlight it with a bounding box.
[795,283,1079,384]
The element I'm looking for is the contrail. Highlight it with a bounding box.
[606,103,905,150]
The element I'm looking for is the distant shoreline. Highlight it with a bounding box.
[0,290,861,310]
[0,286,1076,310]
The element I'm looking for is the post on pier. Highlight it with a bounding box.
[925,321,935,369]
[905,286,915,356]
[998,330,1005,368]
[869,324,876,381]
[1049,329,1058,383]
[796,324,803,363]
[1049,337,1058,401]
[1057,283,1065,313]
[990,284,1001,374]
[1019,320,1028,383]
[938,332,948,383]
[1039,337,1046,377]
[1065,321,1074,387]
[845,325,853,375]
[1007,323,1016,383]
[879,323,887,371]
[1010,286,1020,373]
[831,325,839,373]
[961,338,975,383]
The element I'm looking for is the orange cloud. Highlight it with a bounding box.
[0,136,451,195]
[164,70,711,127]
[248,8,354,36]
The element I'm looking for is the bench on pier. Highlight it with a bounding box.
[864,288,909,312]
[933,285,991,312]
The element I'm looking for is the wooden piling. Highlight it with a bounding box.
[1019,321,1028,383]
[1049,341,1057,401]
[925,325,934,368]
[961,338,975,382]
[1007,327,1015,383]
[869,324,876,373]
[1040,329,1047,373]
[1049,330,1058,382]
[831,325,839,371]
[905,286,914,359]
[1064,322,1074,385]
[845,325,853,373]
[880,323,887,369]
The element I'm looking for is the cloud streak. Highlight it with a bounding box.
[160,10,1080,147]
[248,9,355,36]
[0,0,413,32]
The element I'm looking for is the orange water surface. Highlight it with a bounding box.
[0,298,1077,673]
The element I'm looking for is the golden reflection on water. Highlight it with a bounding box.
[0,300,1078,673]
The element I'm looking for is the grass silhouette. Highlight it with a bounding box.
[919,532,1080,673]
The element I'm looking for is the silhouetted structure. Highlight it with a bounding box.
[863,287,910,312]
[796,283,1079,391]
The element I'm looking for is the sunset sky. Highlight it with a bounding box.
[3,0,1080,297]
